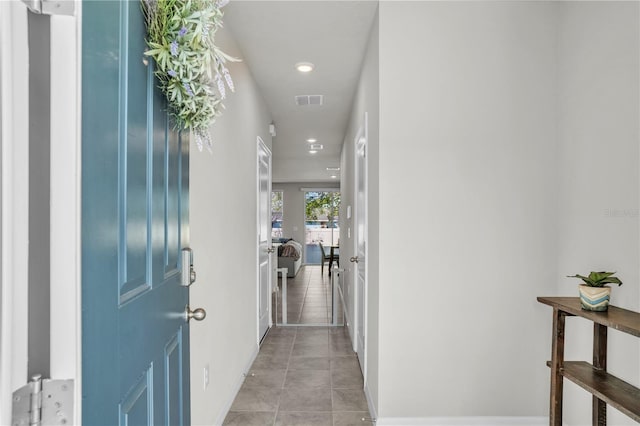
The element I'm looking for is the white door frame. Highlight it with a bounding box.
[0,3,30,423]
[49,11,82,418]
[353,112,368,382]
[256,136,272,341]
[0,4,82,424]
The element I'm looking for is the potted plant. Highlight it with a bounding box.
[567,271,623,311]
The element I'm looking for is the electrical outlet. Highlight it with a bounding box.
[203,364,209,390]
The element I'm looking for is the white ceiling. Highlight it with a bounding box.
[224,1,378,183]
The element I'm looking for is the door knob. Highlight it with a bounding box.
[350,256,359,263]
[267,247,275,253]
[186,305,206,322]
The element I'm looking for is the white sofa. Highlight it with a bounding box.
[277,239,302,278]
[278,255,301,278]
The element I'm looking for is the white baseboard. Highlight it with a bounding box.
[375,417,547,426]
[212,344,260,426]
[364,381,377,421]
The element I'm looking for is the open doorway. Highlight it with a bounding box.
[304,191,340,264]
[271,189,342,326]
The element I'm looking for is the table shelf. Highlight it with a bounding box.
[545,361,640,422]
[538,297,640,337]
[537,297,640,425]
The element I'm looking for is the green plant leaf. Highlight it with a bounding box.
[568,271,621,287]
[599,276,623,286]
[589,271,612,282]
[141,0,241,134]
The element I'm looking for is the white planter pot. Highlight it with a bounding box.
[578,285,611,311]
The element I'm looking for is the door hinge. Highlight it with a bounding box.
[12,374,74,426]
[21,0,75,16]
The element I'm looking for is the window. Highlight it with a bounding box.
[304,191,340,264]
[271,190,284,239]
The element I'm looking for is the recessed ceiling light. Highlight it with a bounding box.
[309,150,318,154]
[309,144,323,150]
[306,138,317,143]
[295,62,314,73]
[330,175,337,179]
[326,167,340,171]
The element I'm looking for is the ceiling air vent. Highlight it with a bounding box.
[295,95,324,106]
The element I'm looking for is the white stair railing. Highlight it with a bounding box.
[332,266,346,326]
[276,267,288,325]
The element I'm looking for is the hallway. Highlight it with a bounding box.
[222,325,372,425]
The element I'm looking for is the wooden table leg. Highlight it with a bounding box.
[592,323,607,426]
[550,308,566,426]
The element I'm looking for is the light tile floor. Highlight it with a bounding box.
[274,265,334,325]
[223,267,372,426]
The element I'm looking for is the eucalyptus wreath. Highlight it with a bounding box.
[142,0,238,151]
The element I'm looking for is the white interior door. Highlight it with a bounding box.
[257,137,272,341]
[352,113,368,376]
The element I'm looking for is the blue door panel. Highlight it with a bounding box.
[165,332,183,426]
[81,1,122,422]
[165,128,181,276]
[82,1,190,424]
[119,367,153,426]
[120,0,150,301]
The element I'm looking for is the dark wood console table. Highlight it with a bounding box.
[537,297,640,425]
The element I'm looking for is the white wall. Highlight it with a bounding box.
[340,9,380,416]
[374,2,639,423]
[377,1,558,420]
[556,2,639,425]
[189,26,273,425]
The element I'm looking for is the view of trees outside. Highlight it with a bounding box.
[305,191,340,263]
[271,191,283,239]
[305,191,340,224]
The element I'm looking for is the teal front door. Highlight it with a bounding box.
[81,1,191,424]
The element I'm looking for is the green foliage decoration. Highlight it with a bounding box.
[567,271,623,287]
[141,0,238,151]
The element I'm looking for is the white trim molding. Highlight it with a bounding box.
[49,10,82,425]
[364,383,377,423]
[299,187,340,192]
[375,417,548,426]
[0,3,29,424]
